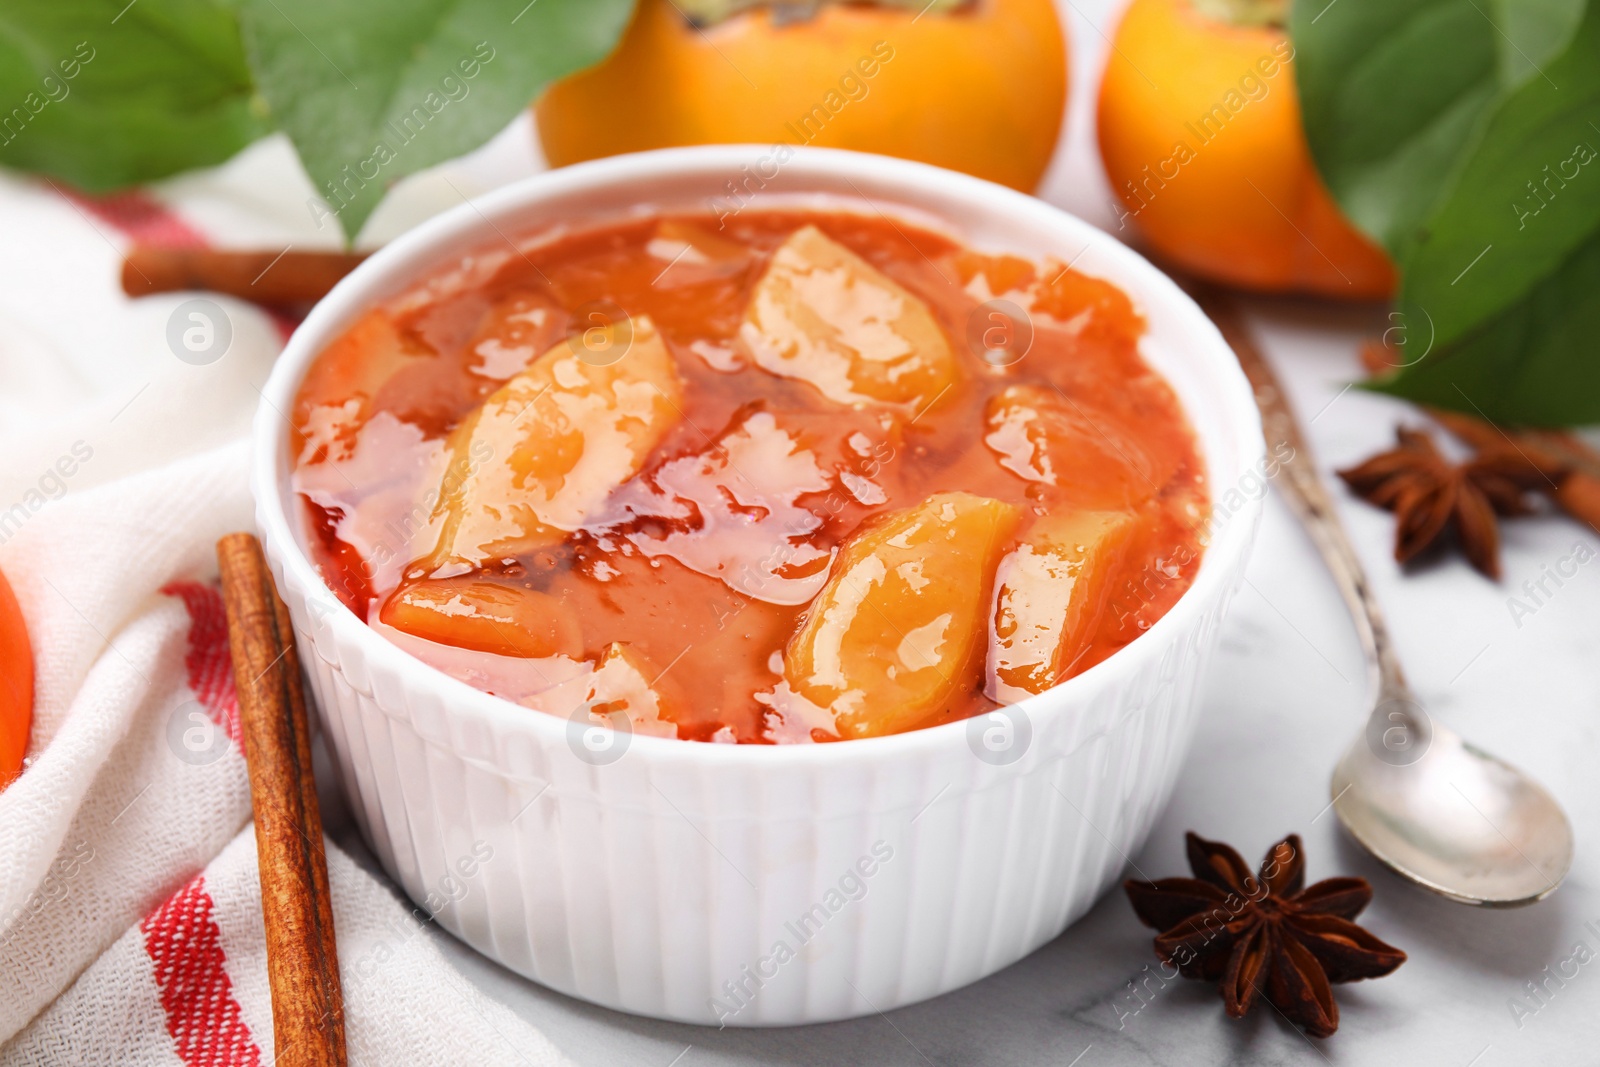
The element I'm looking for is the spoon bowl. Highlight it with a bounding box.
[1333,709,1573,906]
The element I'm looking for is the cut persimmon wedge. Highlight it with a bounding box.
[424,315,684,567]
[740,225,957,412]
[784,492,1020,739]
[1034,261,1144,343]
[584,643,685,738]
[646,219,751,288]
[380,576,582,659]
[293,308,428,465]
[465,290,567,380]
[984,385,1180,510]
[987,511,1137,703]
[954,250,1038,300]
[528,642,685,739]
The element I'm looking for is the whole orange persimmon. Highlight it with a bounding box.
[0,567,32,790]
[536,0,1067,194]
[1097,0,1394,298]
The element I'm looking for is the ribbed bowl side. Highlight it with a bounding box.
[266,537,1246,1026]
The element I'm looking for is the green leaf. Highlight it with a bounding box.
[1295,0,1600,426]
[1369,230,1600,426]
[1495,0,1589,85]
[1397,3,1600,348]
[0,0,266,190]
[1292,0,1581,251]
[1293,0,1491,249]
[234,0,634,242]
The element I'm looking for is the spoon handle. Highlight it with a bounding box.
[1195,290,1408,700]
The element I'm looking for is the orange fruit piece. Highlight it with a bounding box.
[380,576,582,659]
[983,385,1181,510]
[0,567,32,790]
[426,315,684,568]
[1096,0,1393,298]
[987,511,1137,703]
[954,250,1039,298]
[526,642,687,740]
[785,492,1021,739]
[646,220,752,290]
[292,308,428,464]
[463,291,568,380]
[536,0,1068,194]
[584,643,686,739]
[740,225,957,412]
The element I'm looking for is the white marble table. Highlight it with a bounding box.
[320,2,1599,1061]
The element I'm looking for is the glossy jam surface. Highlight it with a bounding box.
[291,209,1209,743]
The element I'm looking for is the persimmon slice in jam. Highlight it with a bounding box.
[588,643,686,737]
[292,209,1210,743]
[379,577,582,660]
[983,385,1181,511]
[740,225,958,411]
[784,493,1021,740]
[537,642,686,740]
[426,315,684,568]
[987,511,1137,704]
[293,309,429,466]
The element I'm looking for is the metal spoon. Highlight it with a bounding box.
[1202,292,1573,906]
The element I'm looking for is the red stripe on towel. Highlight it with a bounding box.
[63,188,210,248]
[162,581,243,747]
[60,187,301,340]
[142,875,263,1067]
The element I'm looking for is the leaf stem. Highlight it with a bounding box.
[1189,0,1286,29]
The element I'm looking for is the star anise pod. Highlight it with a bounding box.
[1124,832,1405,1038]
[1336,426,1557,579]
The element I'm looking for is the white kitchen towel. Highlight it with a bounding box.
[0,136,576,1065]
[4,827,571,1067]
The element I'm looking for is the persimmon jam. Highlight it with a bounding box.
[290,209,1209,743]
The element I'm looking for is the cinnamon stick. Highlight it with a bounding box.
[1424,403,1600,534]
[123,247,366,307]
[217,533,347,1067]
[1430,408,1600,482]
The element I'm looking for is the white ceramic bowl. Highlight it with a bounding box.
[253,146,1264,1026]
